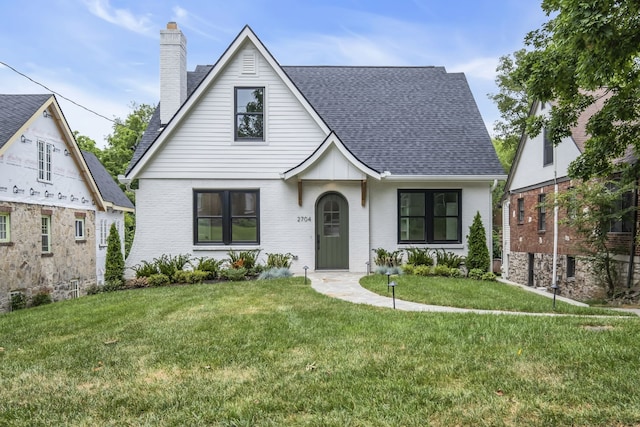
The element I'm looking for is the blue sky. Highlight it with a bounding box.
[0,0,548,147]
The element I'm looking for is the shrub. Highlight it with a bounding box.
[105,223,125,284]
[405,247,433,266]
[227,250,261,270]
[86,284,102,295]
[103,279,124,292]
[433,265,452,277]
[372,248,403,268]
[414,265,433,276]
[266,253,294,269]
[448,268,463,278]
[173,270,190,284]
[148,274,170,287]
[433,249,465,268]
[482,272,497,281]
[375,266,403,275]
[125,277,149,289]
[131,260,158,278]
[403,264,415,275]
[220,267,248,281]
[10,292,27,311]
[193,257,223,280]
[31,291,52,307]
[187,270,209,284]
[466,211,490,272]
[468,268,485,280]
[154,254,192,282]
[258,267,293,280]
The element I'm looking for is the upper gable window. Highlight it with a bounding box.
[235,87,264,141]
[543,129,553,166]
[37,140,53,182]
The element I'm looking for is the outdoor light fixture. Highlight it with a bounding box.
[386,272,391,292]
[365,261,370,275]
[303,265,309,284]
[551,283,559,309]
[389,280,397,309]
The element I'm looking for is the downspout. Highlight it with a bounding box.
[552,145,559,290]
[626,177,638,288]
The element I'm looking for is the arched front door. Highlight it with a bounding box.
[316,193,349,270]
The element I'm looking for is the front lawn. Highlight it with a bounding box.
[1,278,639,426]
[360,274,631,316]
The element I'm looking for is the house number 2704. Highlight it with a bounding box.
[297,216,311,223]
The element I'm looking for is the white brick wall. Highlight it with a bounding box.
[160,25,187,125]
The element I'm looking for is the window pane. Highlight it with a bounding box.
[236,88,263,113]
[197,218,222,242]
[434,192,458,216]
[198,193,222,216]
[400,193,425,216]
[0,215,6,240]
[231,192,257,215]
[400,217,425,241]
[232,218,257,242]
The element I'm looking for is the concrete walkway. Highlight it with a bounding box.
[307,271,640,317]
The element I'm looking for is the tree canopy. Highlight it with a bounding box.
[505,0,640,181]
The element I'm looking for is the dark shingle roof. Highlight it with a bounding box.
[128,65,504,176]
[82,151,134,210]
[0,94,52,150]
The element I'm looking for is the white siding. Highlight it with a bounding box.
[139,43,327,180]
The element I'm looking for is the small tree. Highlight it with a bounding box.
[466,211,490,272]
[105,223,125,285]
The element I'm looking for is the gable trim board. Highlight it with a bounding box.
[124,24,505,275]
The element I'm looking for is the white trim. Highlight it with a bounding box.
[381,174,507,182]
[126,26,331,180]
[281,132,381,180]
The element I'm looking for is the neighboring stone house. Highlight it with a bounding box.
[0,94,130,312]
[502,94,637,300]
[122,24,505,275]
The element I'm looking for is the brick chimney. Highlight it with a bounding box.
[159,22,187,125]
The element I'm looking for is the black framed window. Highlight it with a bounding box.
[517,198,524,224]
[566,256,576,279]
[538,194,546,231]
[194,190,259,245]
[235,87,264,140]
[609,188,634,233]
[398,189,461,243]
[543,129,553,166]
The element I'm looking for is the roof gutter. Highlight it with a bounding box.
[381,174,507,182]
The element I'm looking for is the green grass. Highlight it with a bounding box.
[1,278,640,426]
[360,274,633,316]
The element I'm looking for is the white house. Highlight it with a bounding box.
[0,94,132,311]
[123,23,505,274]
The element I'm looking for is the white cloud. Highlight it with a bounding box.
[170,6,222,40]
[449,57,499,81]
[83,0,154,37]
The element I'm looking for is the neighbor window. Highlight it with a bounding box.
[194,190,259,245]
[517,198,524,224]
[235,87,264,140]
[609,187,634,233]
[75,218,85,240]
[538,194,546,231]
[37,140,52,182]
[0,213,9,243]
[41,215,51,253]
[99,219,108,246]
[398,190,461,243]
[543,129,553,166]
[567,256,576,279]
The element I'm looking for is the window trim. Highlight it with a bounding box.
[543,129,554,166]
[234,87,265,142]
[397,189,462,244]
[193,189,260,246]
[517,197,525,224]
[37,140,53,182]
[538,194,546,232]
[566,256,576,279]
[0,212,10,243]
[42,215,51,253]
[75,217,86,241]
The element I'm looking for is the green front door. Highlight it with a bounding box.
[316,193,349,270]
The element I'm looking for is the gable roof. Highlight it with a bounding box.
[0,94,53,153]
[0,93,106,210]
[126,26,505,179]
[82,151,134,211]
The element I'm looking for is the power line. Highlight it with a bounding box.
[0,60,124,127]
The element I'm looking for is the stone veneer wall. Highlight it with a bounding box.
[0,202,96,312]
[508,251,640,301]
